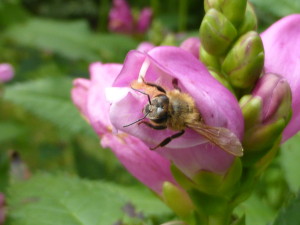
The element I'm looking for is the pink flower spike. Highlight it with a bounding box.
[108,0,134,34]
[261,14,300,142]
[136,8,153,34]
[0,63,14,82]
[180,37,201,59]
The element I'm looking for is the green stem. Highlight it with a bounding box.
[178,0,189,31]
[97,0,110,32]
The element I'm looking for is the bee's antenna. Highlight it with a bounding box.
[130,87,151,105]
[123,112,150,128]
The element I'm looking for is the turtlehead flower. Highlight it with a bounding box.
[108,0,152,35]
[0,63,14,83]
[72,41,244,195]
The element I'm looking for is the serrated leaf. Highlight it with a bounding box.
[273,193,300,225]
[7,174,171,225]
[4,18,138,62]
[279,133,300,193]
[3,77,94,137]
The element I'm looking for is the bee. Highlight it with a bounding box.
[123,78,243,157]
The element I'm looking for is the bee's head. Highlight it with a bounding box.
[144,95,169,121]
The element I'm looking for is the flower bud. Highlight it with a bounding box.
[199,46,220,70]
[199,8,237,56]
[204,0,247,28]
[241,73,292,165]
[222,31,264,89]
[252,73,292,125]
[162,182,195,218]
[0,63,14,83]
[238,2,257,36]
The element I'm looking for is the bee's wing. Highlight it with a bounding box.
[186,122,243,157]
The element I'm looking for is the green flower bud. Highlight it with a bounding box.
[199,8,237,56]
[240,95,262,130]
[209,69,235,94]
[238,2,258,36]
[162,182,195,218]
[199,46,220,70]
[204,0,247,28]
[222,31,264,89]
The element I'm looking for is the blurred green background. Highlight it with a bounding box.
[1,0,300,224]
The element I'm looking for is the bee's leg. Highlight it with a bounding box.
[141,78,166,93]
[150,130,185,150]
[138,121,167,130]
[172,78,181,92]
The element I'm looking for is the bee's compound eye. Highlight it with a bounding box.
[144,104,151,114]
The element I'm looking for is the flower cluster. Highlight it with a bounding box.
[108,0,152,35]
[73,8,300,223]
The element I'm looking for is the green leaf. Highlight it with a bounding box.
[3,18,138,62]
[273,193,300,225]
[7,174,171,225]
[0,151,10,192]
[279,133,300,193]
[235,194,276,225]
[0,122,26,144]
[3,77,94,137]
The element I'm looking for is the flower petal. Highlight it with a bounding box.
[87,62,122,135]
[71,78,91,118]
[261,14,300,141]
[136,8,153,33]
[179,37,201,59]
[101,133,177,194]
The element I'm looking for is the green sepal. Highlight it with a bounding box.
[240,95,262,130]
[204,0,222,12]
[170,163,195,190]
[188,189,232,224]
[199,46,220,70]
[218,158,242,195]
[222,31,264,89]
[219,0,247,28]
[209,69,236,94]
[242,119,285,166]
[162,181,195,218]
[238,2,258,35]
[192,170,224,195]
[199,8,237,56]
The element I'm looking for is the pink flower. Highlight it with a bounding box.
[108,0,152,35]
[72,43,244,193]
[261,14,300,142]
[72,62,177,195]
[0,63,14,83]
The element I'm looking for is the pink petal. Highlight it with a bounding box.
[0,63,14,82]
[71,78,91,118]
[101,133,177,194]
[136,8,153,33]
[180,37,201,59]
[87,62,122,135]
[261,14,300,141]
[137,42,155,53]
